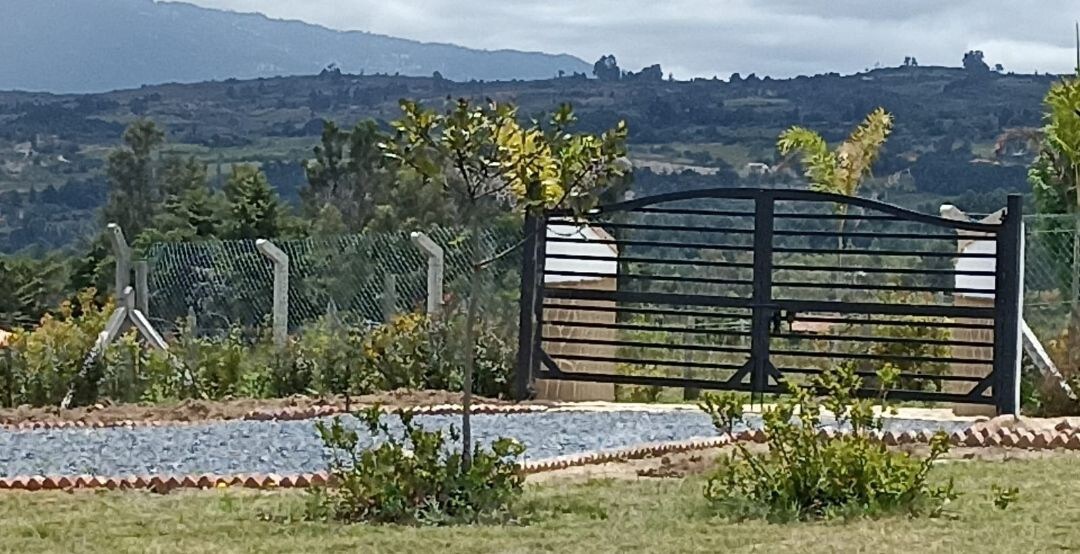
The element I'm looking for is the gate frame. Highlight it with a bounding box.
[515,188,1024,415]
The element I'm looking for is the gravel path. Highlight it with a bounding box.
[0,411,972,477]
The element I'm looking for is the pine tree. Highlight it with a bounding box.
[222,165,282,240]
[152,156,223,240]
[103,119,165,237]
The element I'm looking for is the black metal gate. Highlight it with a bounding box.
[515,188,1024,414]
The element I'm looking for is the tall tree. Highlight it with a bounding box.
[592,55,621,82]
[385,99,629,469]
[222,165,283,240]
[149,156,223,241]
[104,119,165,237]
[302,120,387,232]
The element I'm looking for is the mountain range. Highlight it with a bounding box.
[1,0,592,93]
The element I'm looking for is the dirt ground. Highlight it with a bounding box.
[0,390,550,427]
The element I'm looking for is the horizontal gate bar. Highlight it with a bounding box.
[773,229,968,240]
[546,253,754,270]
[542,336,752,355]
[759,383,995,404]
[773,281,994,295]
[535,368,758,393]
[786,314,995,330]
[773,246,994,258]
[635,207,755,218]
[773,264,996,277]
[548,353,746,371]
[776,366,987,383]
[770,332,993,348]
[542,303,752,320]
[545,270,753,288]
[771,348,992,365]
[545,288,754,310]
[772,298,995,319]
[548,221,755,235]
[546,236,754,252]
[774,212,903,221]
[546,319,752,338]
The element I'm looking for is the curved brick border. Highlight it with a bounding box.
[0,404,549,432]
[3,425,1080,493]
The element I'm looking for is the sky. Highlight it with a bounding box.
[177,0,1080,79]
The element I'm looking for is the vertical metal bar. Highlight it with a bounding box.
[532,216,549,370]
[514,214,541,400]
[993,194,1023,415]
[749,191,776,403]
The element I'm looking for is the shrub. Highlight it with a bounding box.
[309,407,525,525]
[699,363,955,522]
[1,289,114,406]
[359,312,514,398]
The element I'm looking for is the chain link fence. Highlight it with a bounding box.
[1024,214,1080,353]
[143,225,524,336]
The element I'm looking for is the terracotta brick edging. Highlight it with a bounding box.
[0,404,549,432]
[4,424,1080,493]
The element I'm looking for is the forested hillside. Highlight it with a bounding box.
[0,62,1054,253]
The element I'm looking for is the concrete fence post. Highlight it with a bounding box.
[107,223,131,300]
[256,239,289,349]
[134,260,150,318]
[410,231,445,317]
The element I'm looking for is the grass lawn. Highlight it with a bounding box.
[2,455,1079,553]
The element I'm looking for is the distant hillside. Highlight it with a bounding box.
[0,0,591,93]
[0,65,1058,252]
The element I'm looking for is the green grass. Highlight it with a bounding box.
[2,455,1079,553]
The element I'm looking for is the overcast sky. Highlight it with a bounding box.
[179,0,1079,78]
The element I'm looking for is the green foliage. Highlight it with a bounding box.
[221,164,284,240]
[104,119,166,237]
[0,303,513,407]
[698,363,955,522]
[308,407,525,525]
[990,484,1019,510]
[0,289,114,406]
[778,108,894,200]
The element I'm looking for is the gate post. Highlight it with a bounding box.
[514,213,542,400]
[993,194,1024,415]
[749,192,776,403]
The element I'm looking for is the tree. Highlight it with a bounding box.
[222,165,283,240]
[962,50,990,74]
[1029,72,1080,365]
[592,55,621,82]
[384,99,629,468]
[303,120,387,232]
[777,107,894,251]
[148,156,223,241]
[103,119,165,237]
[903,56,919,67]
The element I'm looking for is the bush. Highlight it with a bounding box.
[1,289,114,406]
[699,363,955,522]
[309,407,525,525]
[1,302,515,407]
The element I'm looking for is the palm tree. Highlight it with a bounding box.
[777,108,894,253]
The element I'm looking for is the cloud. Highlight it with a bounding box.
[174,0,1079,78]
